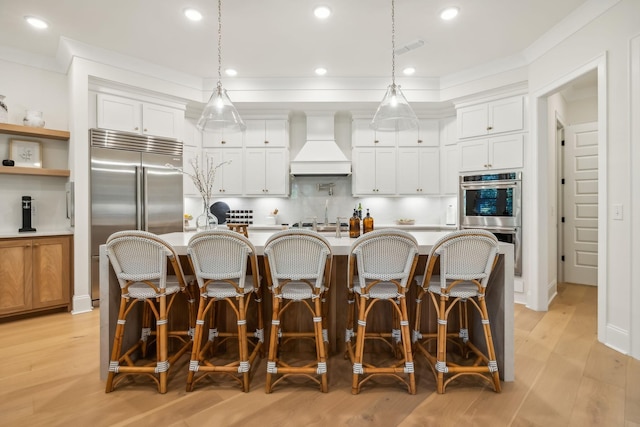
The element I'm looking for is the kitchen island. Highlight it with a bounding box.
[99,230,514,382]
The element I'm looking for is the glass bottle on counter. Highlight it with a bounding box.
[363,209,374,234]
[349,209,361,238]
[357,203,363,219]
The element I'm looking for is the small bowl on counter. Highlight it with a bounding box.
[396,219,415,226]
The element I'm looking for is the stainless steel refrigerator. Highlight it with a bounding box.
[90,128,184,303]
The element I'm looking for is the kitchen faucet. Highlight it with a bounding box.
[324,199,329,225]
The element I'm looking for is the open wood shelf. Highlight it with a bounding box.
[0,123,70,141]
[0,166,70,177]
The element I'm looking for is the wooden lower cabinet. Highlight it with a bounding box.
[0,235,72,318]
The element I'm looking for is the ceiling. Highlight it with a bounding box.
[0,0,592,82]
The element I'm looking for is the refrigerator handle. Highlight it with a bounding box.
[142,166,149,231]
[135,166,143,230]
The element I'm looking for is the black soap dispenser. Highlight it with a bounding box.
[19,196,37,232]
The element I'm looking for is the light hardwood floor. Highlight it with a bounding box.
[0,283,638,427]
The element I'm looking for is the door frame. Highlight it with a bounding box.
[555,116,565,285]
[529,54,607,343]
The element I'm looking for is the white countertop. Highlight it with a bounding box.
[0,229,74,239]
[159,230,511,257]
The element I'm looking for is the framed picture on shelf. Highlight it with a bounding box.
[9,139,42,168]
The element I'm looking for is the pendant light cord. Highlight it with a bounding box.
[217,0,223,91]
[391,0,396,86]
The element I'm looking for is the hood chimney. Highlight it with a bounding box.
[290,112,351,176]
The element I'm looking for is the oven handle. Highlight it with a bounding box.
[463,225,518,233]
[461,181,519,190]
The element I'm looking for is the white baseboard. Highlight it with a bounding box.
[604,323,630,355]
[71,294,93,314]
[548,279,558,304]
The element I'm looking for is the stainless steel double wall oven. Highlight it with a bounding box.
[459,172,522,276]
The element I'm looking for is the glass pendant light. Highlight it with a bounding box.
[371,0,419,132]
[197,0,245,132]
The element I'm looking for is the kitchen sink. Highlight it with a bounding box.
[291,222,348,233]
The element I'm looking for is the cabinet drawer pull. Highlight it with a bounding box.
[264,140,269,144]
[417,139,423,144]
[487,126,493,131]
[143,128,148,132]
[221,140,226,144]
[374,140,379,144]
[134,127,139,131]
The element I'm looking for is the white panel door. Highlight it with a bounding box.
[563,122,598,286]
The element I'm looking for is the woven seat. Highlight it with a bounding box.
[345,229,419,395]
[105,230,195,394]
[185,230,264,392]
[412,229,501,393]
[263,229,333,393]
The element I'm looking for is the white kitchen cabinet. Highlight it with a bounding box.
[441,144,460,195]
[440,116,457,146]
[397,147,440,195]
[244,119,288,148]
[459,134,524,172]
[457,95,524,139]
[244,148,288,196]
[201,128,244,148]
[202,148,244,196]
[352,119,396,147]
[97,93,184,140]
[352,148,396,195]
[398,119,440,147]
[182,118,202,148]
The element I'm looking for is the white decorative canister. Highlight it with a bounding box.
[0,95,8,123]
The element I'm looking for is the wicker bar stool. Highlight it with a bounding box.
[185,230,264,392]
[105,230,194,394]
[345,229,419,395]
[263,229,333,393]
[412,229,501,393]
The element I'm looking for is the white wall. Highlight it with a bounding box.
[527,0,639,354]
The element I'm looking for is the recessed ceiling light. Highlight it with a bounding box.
[184,8,203,21]
[225,68,238,76]
[314,6,332,19]
[315,67,328,76]
[440,7,459,21]
[403,67,416,76]
[24,16,48,29]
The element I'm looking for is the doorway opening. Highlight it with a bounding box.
[533,58,605,341]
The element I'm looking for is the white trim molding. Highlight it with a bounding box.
[630,34,640,359]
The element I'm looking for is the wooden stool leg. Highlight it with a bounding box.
[265,296,281,393]
[106,296,129,393]
[436,295,448,394]
[186,295,208,392]
[236,295,251,392]
[314,296,328,392]
[345,293,356,361]
[478,297,501,392]
[351,295,368,395]
[156,295,169,394]
[398,297,416,395]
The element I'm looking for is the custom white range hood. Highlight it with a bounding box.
[290,113,351,176]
